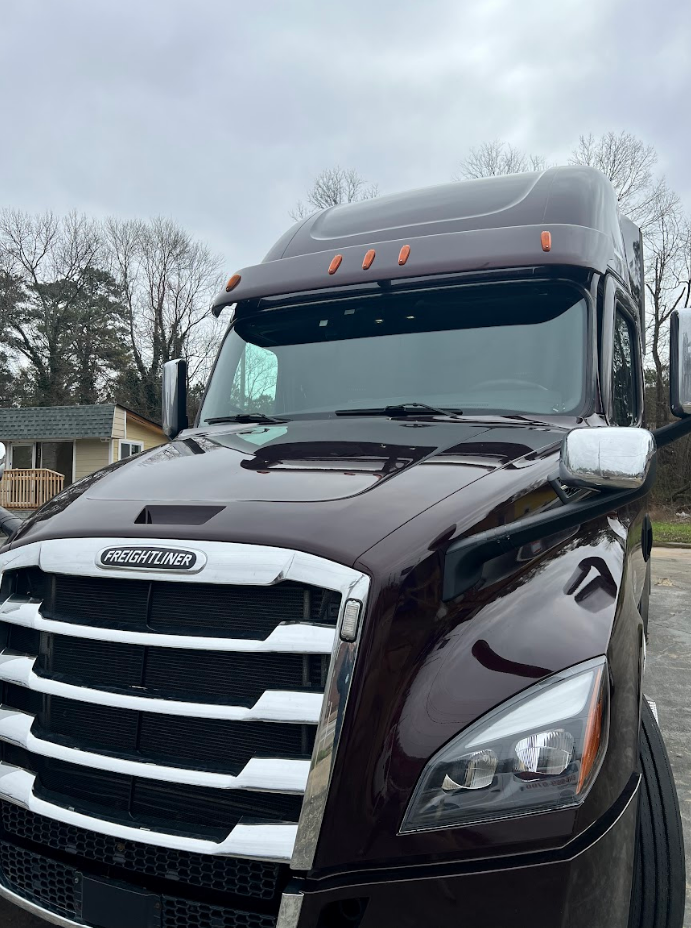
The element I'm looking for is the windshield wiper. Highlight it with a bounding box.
[335,402,463,419]
[205,413,289,425]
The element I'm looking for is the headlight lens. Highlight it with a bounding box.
[400,656,609,833]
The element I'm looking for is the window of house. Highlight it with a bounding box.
[9,444,35,469]
[120,441,144,460]
[612,308,638,426]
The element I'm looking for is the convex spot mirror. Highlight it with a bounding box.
[670,308,691,418]
[560,427,655,491]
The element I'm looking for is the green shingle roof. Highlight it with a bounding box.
[0,405,117,440]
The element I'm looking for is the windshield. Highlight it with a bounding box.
[199,282,587,423]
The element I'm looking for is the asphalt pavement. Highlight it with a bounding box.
[1,547,690,927]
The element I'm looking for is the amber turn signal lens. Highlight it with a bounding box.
[541,231,552,252]
[577,666,605,793]
[362,249,376,270]
[328,254,343,275]
[398,245,411,266]
[225,274,241,292]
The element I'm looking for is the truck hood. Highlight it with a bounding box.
[9,417,566,566]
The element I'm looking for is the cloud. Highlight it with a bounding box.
[0,0,689,276]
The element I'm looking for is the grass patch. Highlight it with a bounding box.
[652,521,691,545]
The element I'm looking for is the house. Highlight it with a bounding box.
[0,404,165,510]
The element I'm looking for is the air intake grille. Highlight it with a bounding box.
[0,542,362,911]
[0,840,76,917]
[1,802,282,900]
[0,837,278,926]
[40,572,340,637]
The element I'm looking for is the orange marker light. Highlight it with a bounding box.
[362,249,376,270]
[541,231,552,252]
[328,254,343,275]
[225,274,241,292]
[398,244,411,266]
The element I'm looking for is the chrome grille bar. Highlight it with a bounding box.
[0,599,336,653]
[0,654,323,722]
[0,761,297,861]
[0,709,310,792]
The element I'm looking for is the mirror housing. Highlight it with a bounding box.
[0,441,5,479]
[560,427,655,491]
[670,308,691,418]
[162,359,189,440]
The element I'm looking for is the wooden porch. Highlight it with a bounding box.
[0,468,65,510]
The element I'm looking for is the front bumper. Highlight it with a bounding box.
[0,780,638,928]
[297,780,639,928]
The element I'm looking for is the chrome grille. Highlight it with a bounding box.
[0,536,368,921]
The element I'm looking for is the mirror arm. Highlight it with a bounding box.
[443,455,657,602]
[652,415,691,449]
[548,475,570,505]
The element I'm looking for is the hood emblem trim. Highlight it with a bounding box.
[97,545,206,573]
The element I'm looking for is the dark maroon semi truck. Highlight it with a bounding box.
[0,166,689,928]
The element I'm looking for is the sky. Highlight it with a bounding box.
[1,0,690,277]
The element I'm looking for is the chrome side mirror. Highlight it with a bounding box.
[670,308,691,417]
[0,441,5,479]
[162,359,189,440]
[560,427,655,491]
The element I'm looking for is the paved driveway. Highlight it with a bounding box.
[1,547,690,926]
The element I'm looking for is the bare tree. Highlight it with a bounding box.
[455,140,545,180]
[0,210,125,405]
[291,167,378,220]
[644,186,684,427]
[569,131,669,229]
[104,217,223,421]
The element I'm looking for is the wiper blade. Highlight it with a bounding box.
[335,402,463,419]
[205,413,289,425]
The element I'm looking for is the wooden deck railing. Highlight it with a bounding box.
[0,468,65,510]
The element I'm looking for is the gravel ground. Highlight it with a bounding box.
[1,547,689,927]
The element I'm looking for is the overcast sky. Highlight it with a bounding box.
[1,0,690,276]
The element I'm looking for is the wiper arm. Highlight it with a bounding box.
[205,413,289,425]
[335,402,463,419]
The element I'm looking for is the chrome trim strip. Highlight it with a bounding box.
[0,709,309,792]
[0,761,297,861]
[277,892,304,928]
[0,537,365,591]
[0,599,336,654]
[292,572,370,870]
[0,654,323,723]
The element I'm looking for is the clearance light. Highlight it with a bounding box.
[225,274,241,292]
[541,231,552,252]
[398,244,411,266]
[341,600,362,642]
[401,657,608,832]
[362,249,376,270]
[328,254,343,275]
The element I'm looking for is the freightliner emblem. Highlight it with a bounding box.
[97,546,205,572]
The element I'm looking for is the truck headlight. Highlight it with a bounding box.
[400,657,609,833]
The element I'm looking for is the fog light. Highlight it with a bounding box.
[442,750,497,791]
[514,729,574,777]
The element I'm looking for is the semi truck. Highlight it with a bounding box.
[0,165,688,928]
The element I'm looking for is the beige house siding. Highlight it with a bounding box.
[124,416,165,451]
[112,406,126,439]
[74,439,110,481]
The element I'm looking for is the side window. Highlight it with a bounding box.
[231,344,278,412]
[612,308,637,426]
